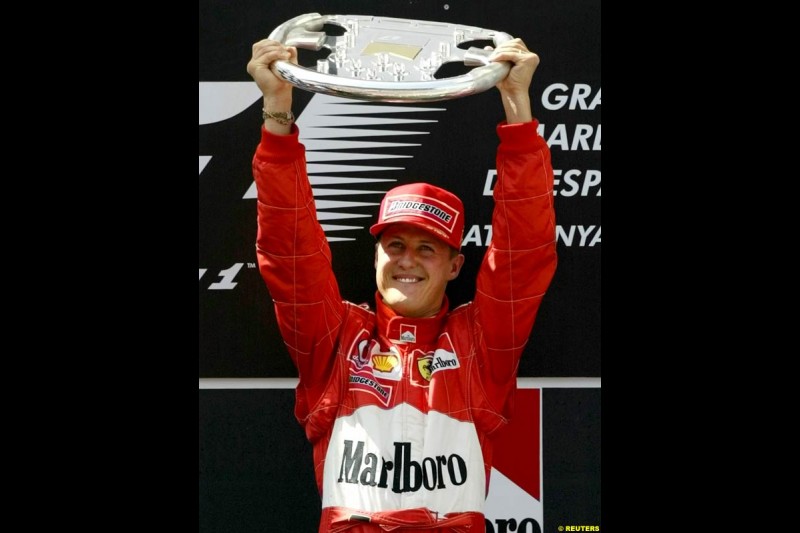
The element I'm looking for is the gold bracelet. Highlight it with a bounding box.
[262,108,295,125]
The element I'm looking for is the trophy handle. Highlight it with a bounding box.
[267,13,514,103]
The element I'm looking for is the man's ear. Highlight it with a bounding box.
[448,253,465,280]
[374,242,379,269]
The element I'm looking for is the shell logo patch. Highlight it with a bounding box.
[372,353,399,373]
[369,342,402,381]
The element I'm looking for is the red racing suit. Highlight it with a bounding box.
[253,120,557,533]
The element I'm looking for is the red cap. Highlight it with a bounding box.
[370,183,465,250]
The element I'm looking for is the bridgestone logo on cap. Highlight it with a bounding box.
[382,195,459,234]
[388,201,452,223]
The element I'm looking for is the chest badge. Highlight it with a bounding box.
[399,324,417,343]
[417,356,433,381]
[369,342,402,381]
[372,353,399,373]
[412,332,459,386]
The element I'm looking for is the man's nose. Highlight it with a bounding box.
[397,249,416,267]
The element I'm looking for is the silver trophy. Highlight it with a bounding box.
[268,13,514,103]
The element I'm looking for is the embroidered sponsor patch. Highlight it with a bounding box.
[414,351,460,381]
[417,355,433,381]
[369,343,402,381]
[372,353,400,373]
[428,348,460,374]
[399,324,417,343]
[413,333,460,384]
[382,194,460,235]
[347,329,373,371]
[348,333,403,384]
[348,369,393,406]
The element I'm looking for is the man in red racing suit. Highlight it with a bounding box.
[248,37,557,533]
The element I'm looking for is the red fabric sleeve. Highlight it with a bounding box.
[474,120,558,417]
[252,125,346,423]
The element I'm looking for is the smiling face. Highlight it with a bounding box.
[375,223,465,318]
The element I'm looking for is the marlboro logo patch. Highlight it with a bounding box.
[399,324,416,343]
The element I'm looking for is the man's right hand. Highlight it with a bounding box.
[247,39,298,133]
[246,39,298,98]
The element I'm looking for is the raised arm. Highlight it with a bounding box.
[248,40,345,412]
[475,40,557,412]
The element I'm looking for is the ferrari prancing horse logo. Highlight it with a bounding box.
[417,356,433,381]
[415,333,459,383]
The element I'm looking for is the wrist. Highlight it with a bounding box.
[500,92,532,124]
[262,92,292,110]
[260,94,294,134]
